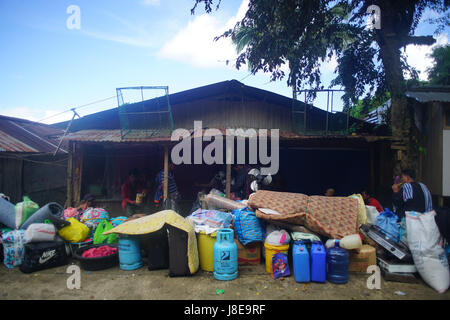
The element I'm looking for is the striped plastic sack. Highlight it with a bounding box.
[232,207,265,246]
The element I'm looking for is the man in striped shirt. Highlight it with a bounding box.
[392,168,432,220]
[154,162,180,208]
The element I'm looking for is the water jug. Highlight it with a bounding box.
[213,228,238,281]
[292,241,310,283]
[339,234,362,250]
[310,241,326,283]
[326,240,349,284]
[118,235,143,271]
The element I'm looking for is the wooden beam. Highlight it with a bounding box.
[66,141,73,208]
[225,144,232,199]
[163,145,169,201]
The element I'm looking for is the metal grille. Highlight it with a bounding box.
[292,89,349,136]
[117,86,174,139]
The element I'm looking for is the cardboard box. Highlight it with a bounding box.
[235,240,261,265]
[348,244,376,273]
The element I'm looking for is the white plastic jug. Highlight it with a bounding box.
[339,234,362,250]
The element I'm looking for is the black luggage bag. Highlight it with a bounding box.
[19,237,69,273]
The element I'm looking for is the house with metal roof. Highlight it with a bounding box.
[59,80,392,216]
[0,115,68,205]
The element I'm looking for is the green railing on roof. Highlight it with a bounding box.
[292,89,350,136]
[117,86,174,139]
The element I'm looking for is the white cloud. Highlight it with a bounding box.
[79,11,156,48]
[140,0,160,6]
[404,34,448,81]
[0,107,74,124]
[157,0,249,69]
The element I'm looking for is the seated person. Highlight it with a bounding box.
[325,188,335,197]
[121,168,150,217]
[76,194,95,212]
[361,189,383,213]
[195,170,226,194]
[230,164,249,200]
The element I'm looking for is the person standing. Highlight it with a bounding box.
[392,168,433,220]
[121,168,149,216]
[154,162,180,209]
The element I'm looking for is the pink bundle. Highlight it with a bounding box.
[82,245,118,258]
[64,207,78,218]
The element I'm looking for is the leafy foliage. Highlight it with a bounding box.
[427,44,450,85]
[192,0,448,105]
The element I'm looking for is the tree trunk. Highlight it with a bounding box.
[376,0,420,178]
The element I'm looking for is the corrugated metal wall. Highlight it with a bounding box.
[0,154,67,206]
[172,94,292,131]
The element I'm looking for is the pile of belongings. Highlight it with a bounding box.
[187,209,233,234]
[103,210,200,277]
[359,206,450,294]
[247,190,360,239]
[0,194,127,273]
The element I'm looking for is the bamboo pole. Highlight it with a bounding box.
[164,145,169,201]
[225,144,232,199]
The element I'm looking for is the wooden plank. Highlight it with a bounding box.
[66,141,73,207]
[163,145,168,201]
[225,144,232,198]
[73,142,83,205]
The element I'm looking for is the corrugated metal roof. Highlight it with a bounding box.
[406,87,450,103]
[0,115,68,153]
[64,128,386,143]
[0,130,39,152]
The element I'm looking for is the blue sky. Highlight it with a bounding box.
[0,0,448,124]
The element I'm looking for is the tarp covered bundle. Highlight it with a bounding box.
[103,210,199,275]
[248,191,359,239]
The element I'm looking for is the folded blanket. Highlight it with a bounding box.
[248,191,359,239]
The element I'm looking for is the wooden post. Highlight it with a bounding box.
[163,145,169,201]
[225,144,232,199]
[66,141,73,208]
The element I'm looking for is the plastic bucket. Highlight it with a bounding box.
[264,242,290,274]
[118,235,143,271]
[197,231,216,272]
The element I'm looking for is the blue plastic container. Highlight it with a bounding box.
[326,240,349,284]
[213,228,238,281]
[292,241,310,283]
[118,235,143,271]
[310,241,326,283]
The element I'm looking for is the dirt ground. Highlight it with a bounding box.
[0,259,448,300]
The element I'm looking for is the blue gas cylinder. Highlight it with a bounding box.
[118,235,143,271]
[310,241,326,283]
[292,241,310,283]
[326,240,349,284]
[213,228,238,281]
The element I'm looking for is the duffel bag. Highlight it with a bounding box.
[232,207,266,246]
[19,237,69,274]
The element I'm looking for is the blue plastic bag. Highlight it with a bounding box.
[376,209,400,242]
[272,252,290,279]
[232,207,265,245]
